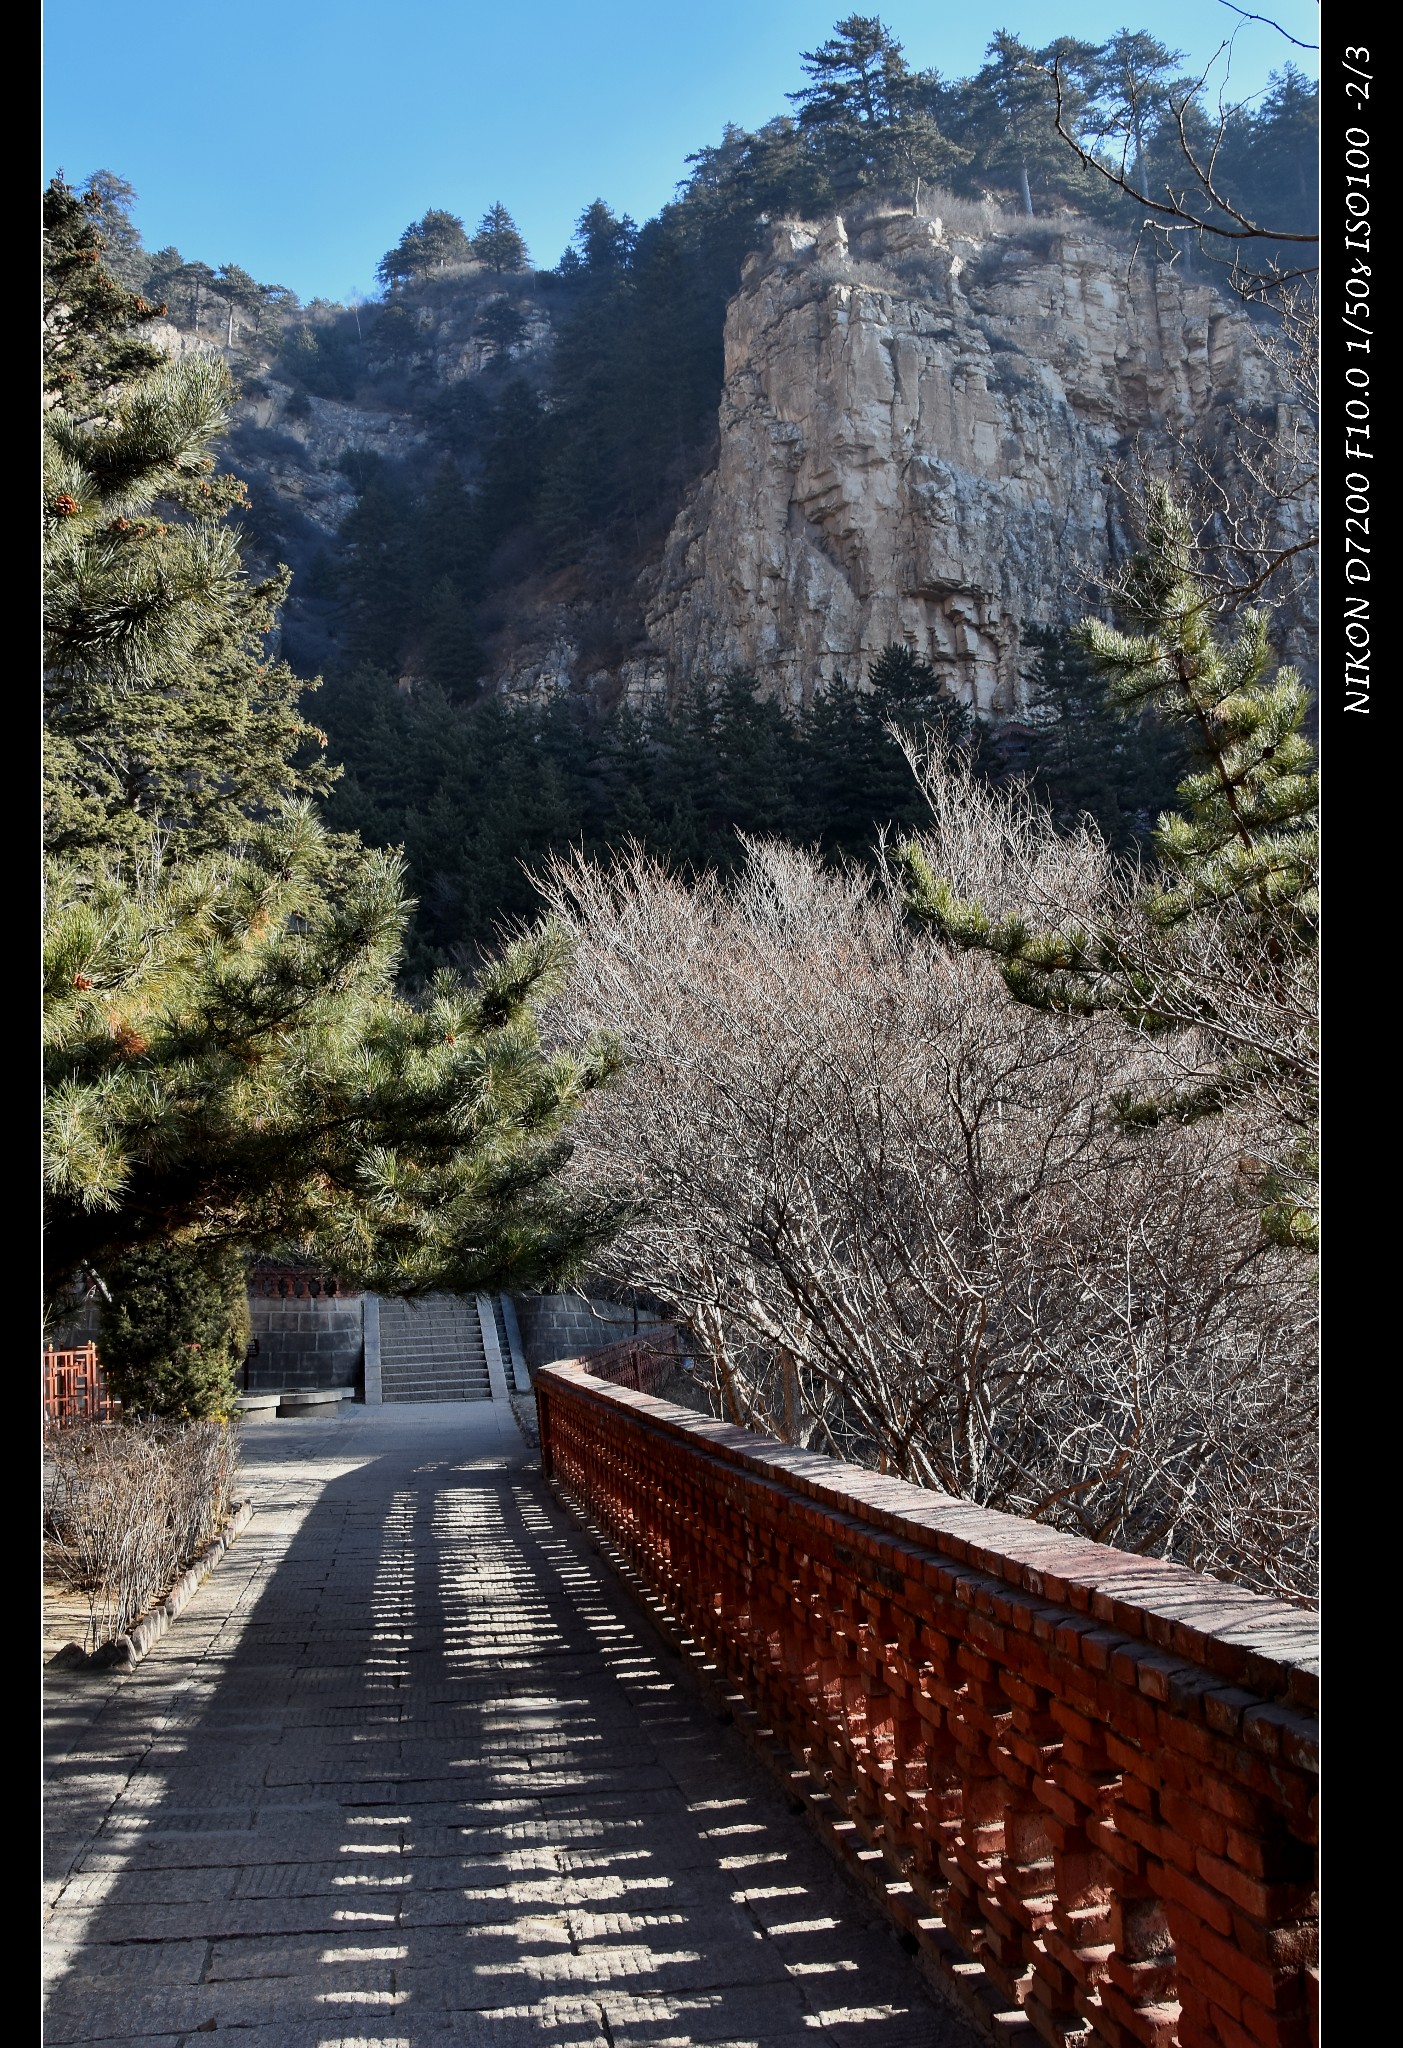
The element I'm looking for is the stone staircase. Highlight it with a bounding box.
[377,1294,494,1403]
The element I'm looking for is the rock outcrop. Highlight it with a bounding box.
[164,212,1312,720]
[151,282,553,559]
[635,209,1312,715]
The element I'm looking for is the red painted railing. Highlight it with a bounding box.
[582,1325,680,1395]
[43,1344,120,1429]
[248,1263,357,1299]
[536,1362,1318,2048]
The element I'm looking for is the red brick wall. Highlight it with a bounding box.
[537,1363,1318,2048]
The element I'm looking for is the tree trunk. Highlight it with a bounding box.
[780,1347,799,1442]
[1020,163,1035,217]
[1132,112,1147,199]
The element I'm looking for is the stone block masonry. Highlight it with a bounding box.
[510,1292,666,1372]
[536,1362,1318,2048]
[245,1288,363,1395]
[48,1281,367,1398]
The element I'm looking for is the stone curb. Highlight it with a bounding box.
[76,1500,254,1673]
[509,1392,540,1453]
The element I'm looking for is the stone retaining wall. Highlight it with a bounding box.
[49,1283,366,1397]
[510,1293,666,1371]
[245,1290,364,1394]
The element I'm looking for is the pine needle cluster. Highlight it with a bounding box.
[44,180,333,863]
[902,484,1318,1250]
[42,180,625,1371]
[43,810,624,1306]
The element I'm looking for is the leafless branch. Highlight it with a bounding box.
[1217,1,1319,53]
[1048,60,1316,247]
[536,808,1317,1604]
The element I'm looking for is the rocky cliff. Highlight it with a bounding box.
[150,277,556,602]
[630,208,1311,716]
[169,210,1312,720]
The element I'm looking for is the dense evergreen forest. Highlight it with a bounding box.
[73,18,1313,971]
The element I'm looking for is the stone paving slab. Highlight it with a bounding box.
[44,1401,979,2045]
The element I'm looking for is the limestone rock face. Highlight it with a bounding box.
[639,211,1311,715]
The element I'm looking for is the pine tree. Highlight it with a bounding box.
[412,461,485,607]
[179,260,219,334]
[471,203,530,274]
[43,179,165,414]
[572,200,638,276]
[417,578,483,700]
[791,16,911,135]
[376,210,473,289]
[902,486,1318,1247]
[76,170,149,292]
[279,314,361,399]
[98,1242,250,1419]
[789,15,963,201]
[43,807,623,1315]
[793,649,988,859]
[478,377,548,537]
[44,188,624,1322]
[335,456,418,669]
[1075,492,1316,932]
[1087,31,1189,198]
[683,114,839,231]
[866,643,976,739]
[475,295,528,363]
[44,183,334,863]
[1214,66,1320,247]
[952,32,1100,216]
[1020,624,1188,848]
[142,244,188,308]
[704,670,802,849]
[213,262,263,345]
[389,695,596,969]
[798,675,899,851]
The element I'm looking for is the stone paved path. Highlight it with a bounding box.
[44,1401,978,2048]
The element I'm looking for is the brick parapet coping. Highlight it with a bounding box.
[536,1362,1318,2048]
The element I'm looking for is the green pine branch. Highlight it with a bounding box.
[901,482,1318,1249]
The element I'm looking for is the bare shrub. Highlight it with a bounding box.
[537,797,1316,1603]
[44,1419,242,1651]
[914,187,1007,237]
[904,741,1319,1216]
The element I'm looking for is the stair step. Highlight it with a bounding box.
[381,1362,489,1377]
[381,1367,489,1382]
[382,1380,490,1394]
[381,1394,489,1406]
[382,1379,488,1389]
[381,1340,485,1355]
[382,1357,487,1370]
[381,1366,489,1380]
[375,1291,505,1405]
[382,1387,493,1403]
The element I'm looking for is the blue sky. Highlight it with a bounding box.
[42,0,1319,305]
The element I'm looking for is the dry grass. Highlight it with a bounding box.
[914,188,1008,238]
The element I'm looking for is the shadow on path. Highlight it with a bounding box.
[43,1406,975,2048]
